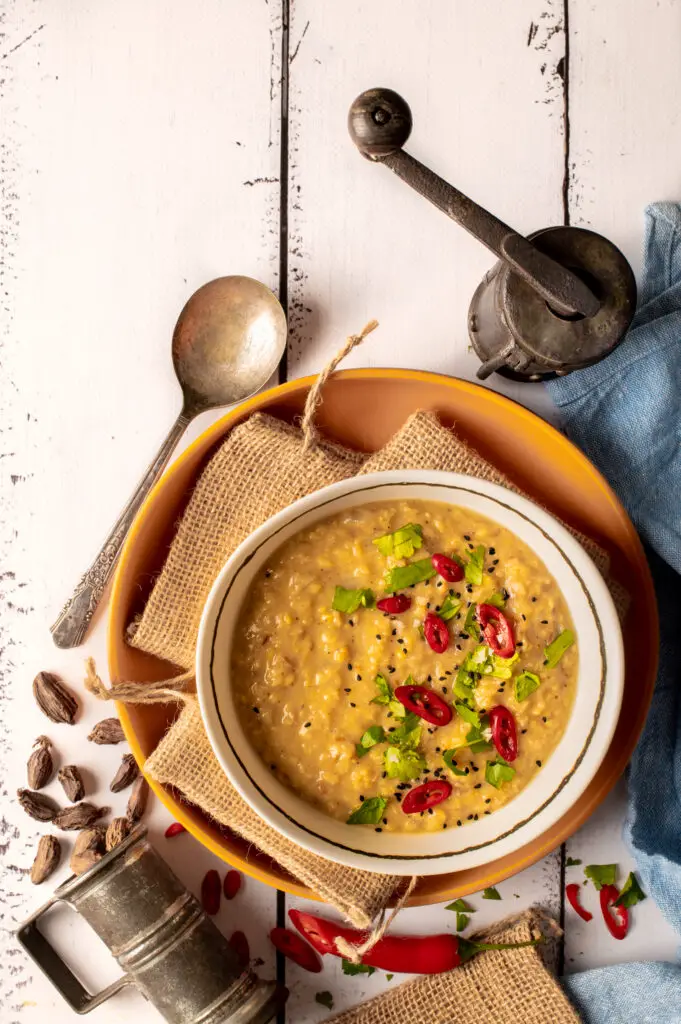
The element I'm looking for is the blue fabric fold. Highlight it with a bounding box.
[545,203,681,1021]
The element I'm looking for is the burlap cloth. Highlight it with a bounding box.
[104,400,626,930]
[327,911,580,1024]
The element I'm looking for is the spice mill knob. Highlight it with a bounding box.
[348,87,413,159]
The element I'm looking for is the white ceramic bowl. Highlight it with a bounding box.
[196,470,624,876]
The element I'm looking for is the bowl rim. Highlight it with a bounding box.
[196,468,625,876]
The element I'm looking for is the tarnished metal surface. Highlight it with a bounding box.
[16,827,283,1023]
[348,87,636,381]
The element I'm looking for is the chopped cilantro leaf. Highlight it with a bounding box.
[463,602,481,640]
[566,857,582,867]
[315,991,334,1010]
[455,702,480,728]
[464,644,518,680]
[514,670,541,703]
[332,586,375,614]
[456,912,469,931]
[464,545,486,586]
[453,667,476,704]
[485,756,516,789]
[442,749,468,776]
[390,710,422,747]
[370,674,406,718]
[584,863,617,891]
[347,796,387,825]
[482,887,502,900]
[486,591,506,609]
[374,523,423,559]
[438,593,461,621]
[356,725,386,758]
[341,960,376,976]
[384,558,436,593]
[465,721,494,754]
[615,872,646,908]
[445,898,474,913]
[544,629,575,668]
[384,745,426,782]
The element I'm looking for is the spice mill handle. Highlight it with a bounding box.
[348,87,600,320]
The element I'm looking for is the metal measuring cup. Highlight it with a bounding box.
[16,826,285,1023]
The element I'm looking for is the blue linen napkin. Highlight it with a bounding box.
[545,203,681,1022]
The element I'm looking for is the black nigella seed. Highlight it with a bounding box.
[427,674,432,682]
[344,688,351,693]
[348,619,354,626]
[356,674,362,681]
[397,638,404,644]
[521,729,528,734]
[443,823,447,829]
[359,794,365,801]
[460,632,470,640]
[466,585,473,593]
[437,581,443,588]
[536,760,542,767]
[464,534,471,541]
[531,596,537,602]
[487,567,495,574]
[493,559,499,565]
[445,670,452,676]
[350,702,356,708]
[388,666,396,674]
[439,675,446,681]
[435,746,441,753]
[485,798,491,804]
[426,602,431,609]
[467,814,474,820]
[435,605,440,612]
[264,569,272,577]
[428,727,435,734]
[304,721,311,728]
[402,648,408,655]
[474,814,479,820]
[542,716,547,723]
[457,819,462,826]
[383,818,388,825]
[468,542,474,551]
[376,634,382,640]
[503,589,510,600]
[375,827,382,832]
[396,793,402,801]
[449,588,455,596]
[521,614,527,621]
[541,619,549,625]
[455,643,462,651]
[517,641,524,647]
[388,726,396,733]
[474,783,482,789]
[442,687,448,695]
[543,659,549,665]
[347,663,353,671]
[252,706,260,714]
[488,547,495,555]
[471,765,479,772]
[392,629,397,636]
[428,808,434,815]
[382,771,387,778]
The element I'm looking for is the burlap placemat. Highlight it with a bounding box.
[94,327,625,931]
[327,911,580,1024]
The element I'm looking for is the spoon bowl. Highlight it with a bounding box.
[173,276,287,412]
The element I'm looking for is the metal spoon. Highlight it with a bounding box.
[51,276,287,649]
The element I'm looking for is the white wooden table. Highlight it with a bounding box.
[2,2,679,1020]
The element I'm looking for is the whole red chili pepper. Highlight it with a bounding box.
[401,780,452,815]
[488,705,518,762]
[394,683,452,726]
[566,883,593,922]
[289,910,539,974]
[270,927,322,973]
[164,822,187,839]
[201,869,221,916]
[431,553,464,583]
[477,604,516,658]
[423,611,450,653]
[600,884,629,939]
[223,869,241,900]
[377,594,412,614]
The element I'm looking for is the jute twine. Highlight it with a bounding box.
[91,319,626,975]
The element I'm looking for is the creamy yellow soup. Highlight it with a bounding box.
[231,500,578,833]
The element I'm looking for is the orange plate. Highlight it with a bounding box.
[108,369,657,906]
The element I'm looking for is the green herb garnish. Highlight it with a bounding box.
[615,872,647,908]
[445,898,474,913]
[486,591,506,609]
[442,749,468,776]
[370,674,406,718]
[464,545,486,586]
[390,709,422,747]
[315,991,334,1010]
[584,863,617,890]
[385,973,394,981]
[341,960,376,976]
[464,644,518,680]
[482,887,502,900]
[544,629,575,668]
[456,913,469,931]
[465,721,494,754]
[384,745,426,782]
[374,523,423,559]
[355,725,386,758]
[514,670,541,703]
[438,593,461,621]
[455,702,480,728]
[347,796,388,825]
[463,602,481,640]
[453,667,476,704]
[566,857,582,867]
[332,586,375,614]
[485,756,516,789]
[384,558,436,593]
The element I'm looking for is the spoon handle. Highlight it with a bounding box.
[51,411,192,649]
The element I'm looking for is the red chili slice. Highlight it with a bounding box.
[402,780,452,815]
[270,927,323,973]
[600,884,629,940]
[223,869,241,900]
[431,553,464,583]
[229,930,250,967]
[488,705,518,762]
[377,594,412,614]
[477,603,516,658]
[566,883,593,922]
[164,822,187,838]
[423,611,450,653]
[394,684,453,726]
[201,869,221,915]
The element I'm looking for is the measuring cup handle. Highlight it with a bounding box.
[16,895,131,1014]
